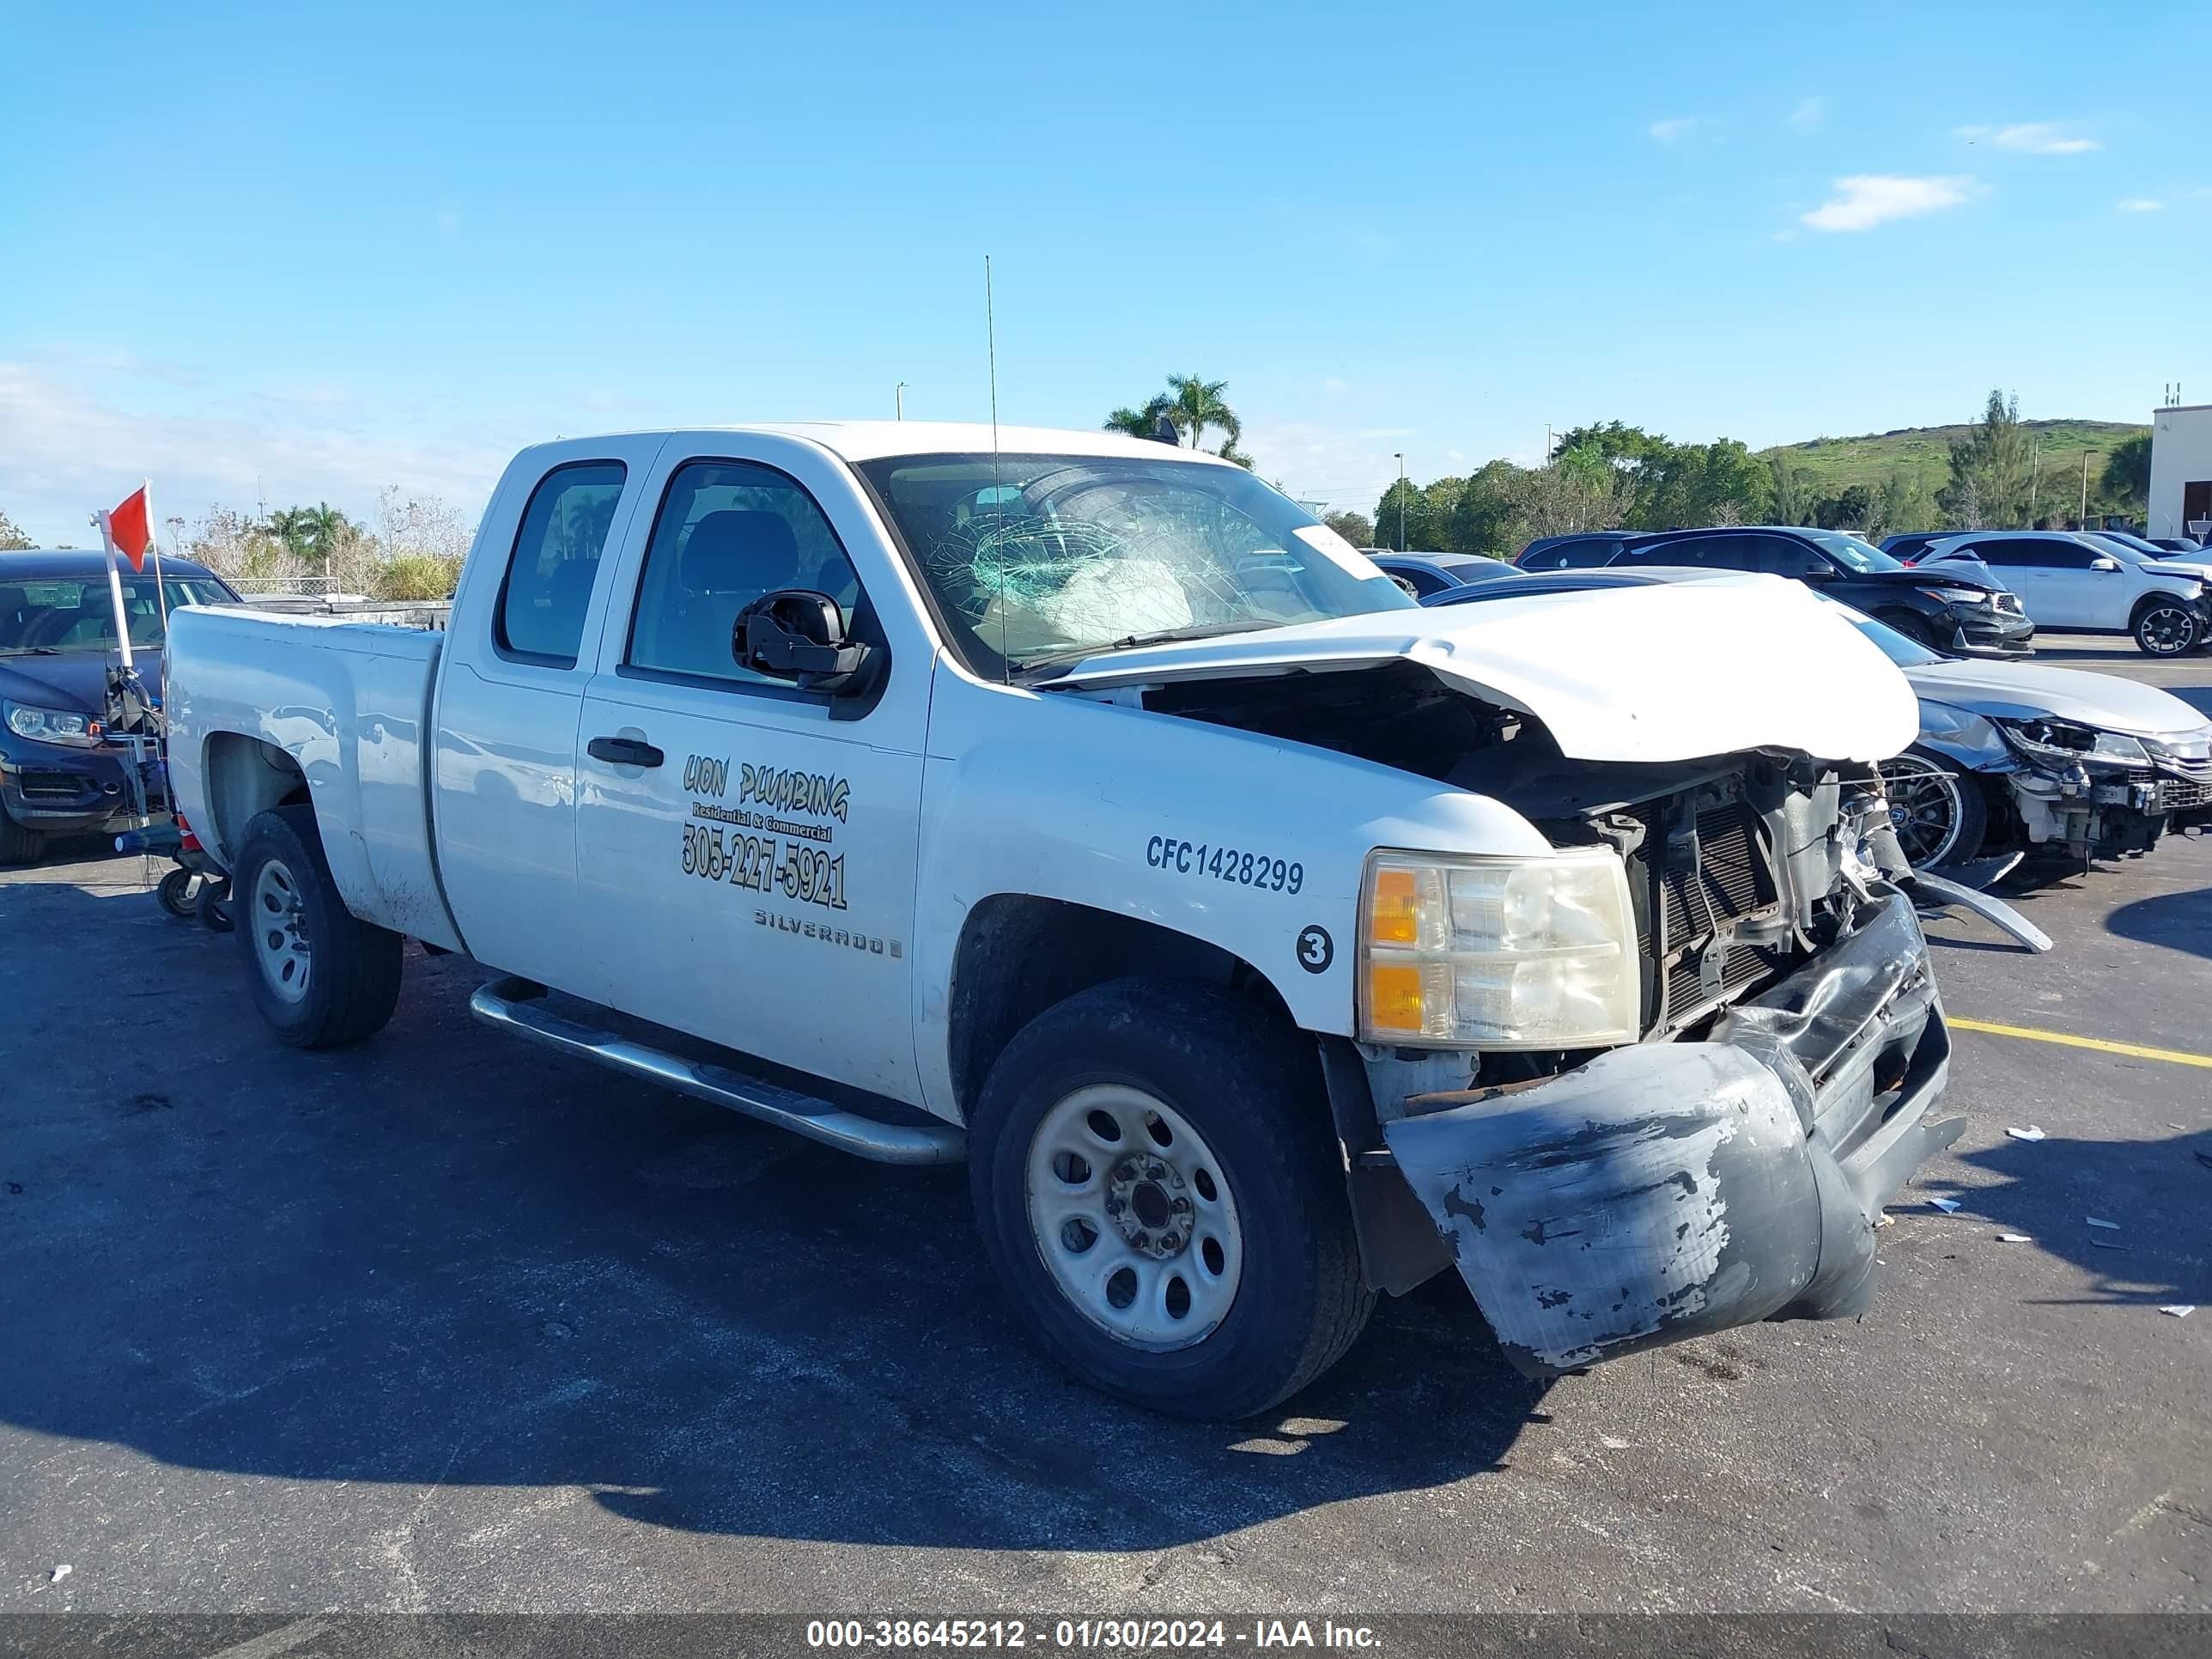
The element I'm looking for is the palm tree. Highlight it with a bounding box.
[299,501,353,565]
[1104,375,1244,459]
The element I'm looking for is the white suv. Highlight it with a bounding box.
[1921,530,2212,656]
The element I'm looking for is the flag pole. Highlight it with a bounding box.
[93,509,137,673]
[145,479,170,646]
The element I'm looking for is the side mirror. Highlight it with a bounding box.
[733,589,875,694]
[2089,556,2119,572]
[1794,556,1836,580]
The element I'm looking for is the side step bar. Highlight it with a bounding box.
[468,975,967,1166]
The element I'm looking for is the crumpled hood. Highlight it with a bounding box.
[1045,574,1920,764]
[1907,658,2210,739]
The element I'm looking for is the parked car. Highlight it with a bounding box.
[2084,530,2212,585]
[2149,538,2204,556]
[1850,611,2212,869]
[1423,569,2212,871]
[1918,530,2212,655]
[165,421,1957,1415]
[0,550,240,863]
[1597,526,2034,657]
[1880,532,1969,564]
[1364,550,1522,599]
[1514,532,1640,569]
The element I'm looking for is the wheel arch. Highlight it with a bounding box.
[944,895,1297,1125]
[200,732,312,866]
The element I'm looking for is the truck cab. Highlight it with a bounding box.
[165,423,1963,1418]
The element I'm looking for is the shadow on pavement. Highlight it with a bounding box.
[2106,883,2212,963]
[0,873,1540,1553]
[1952,1127,2212,1309]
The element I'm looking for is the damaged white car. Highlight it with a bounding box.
[164,423,1962,1414]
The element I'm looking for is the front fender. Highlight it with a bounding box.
[1914,701,2013,771]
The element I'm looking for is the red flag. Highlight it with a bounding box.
[108,485,153,571]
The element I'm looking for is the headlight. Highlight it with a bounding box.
[1917,586,1991,606]
[1996,717,2149,768]
[1358,848,1638,1049]
[3,700,102,748]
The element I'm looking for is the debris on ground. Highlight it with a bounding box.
[1600,1435,1631,1450]
[1929,1196,1962,1213]
[1997,1233,2033,1243]
[2087,1217,2119,1231]
[2091,1238,2129,1251]
[48,1565,70,1583]
[2160,1305,2195,1319]
[2005,1127,2047,1143]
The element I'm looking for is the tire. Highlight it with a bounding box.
[0,798,44,866]
[1877,746,1988,871]
[157,866,199,919]
[969,976,1374,1419]
[2132,598,2202,658]
[198,876,234,933]
[231,804,402,1048]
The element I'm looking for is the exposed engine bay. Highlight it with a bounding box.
[1127,659,1905,1067]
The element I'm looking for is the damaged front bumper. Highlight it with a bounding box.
[1379,887,1961,1378]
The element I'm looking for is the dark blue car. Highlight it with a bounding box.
[0,550,240,863]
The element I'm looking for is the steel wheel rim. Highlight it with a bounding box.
[252,857,312,1003]
[1024,1084,1244,1352]
[2141,605,2196,655]
[1878,756,1965,869]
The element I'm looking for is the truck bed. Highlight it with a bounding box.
[164,605,464,951]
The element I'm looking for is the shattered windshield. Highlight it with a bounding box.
[854,453,1412,676]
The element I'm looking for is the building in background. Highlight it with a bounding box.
[2148,404,2212,540]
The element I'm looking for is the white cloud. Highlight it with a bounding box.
[1648,117,1698,145]
[1788,96,1831,134]
[2117,197,2165,212]
[1800,174,1976,232]
[1955,122,2098,155]
[0,361,511,545]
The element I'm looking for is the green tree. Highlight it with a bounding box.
[1322,509,1375,546]
[1446,460,1522,554]
[1104,395,1175,441]
[2100,434,2152,516]
[1767,453,1814,526]
[1375,477,1442,550]
[1938,390,2031,529]
[1105,375,1243,459]
[0,508,32,550]
[1632,439,1768,530]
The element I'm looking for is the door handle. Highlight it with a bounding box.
[587,736,665,768]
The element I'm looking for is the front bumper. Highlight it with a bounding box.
[1950,607,2036,658]
[2007,763,2212,858]
[1380,888,1960,1378]
[0,744,158,834]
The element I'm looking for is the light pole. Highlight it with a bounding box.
[895,381,907,421]
[1393,453,1407,550]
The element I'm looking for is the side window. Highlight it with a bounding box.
[2045,540,2103,569]
[1627,535,1746,568]
[496,461,628,665]
[1971,538,2047,568]
[1748,536,1822,576]
[628,459,864,687]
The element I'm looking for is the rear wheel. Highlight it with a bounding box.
[232,805,402,1047]
[969,976,1373,1419]
[2133,598,2202,657]
[1878,746,1987,871]
[0,799,44,866]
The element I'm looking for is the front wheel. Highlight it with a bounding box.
[1878,747,1988,871]
[0,798,44,866]
[2134,599,2202,657]
[232,804,403,1047]
[969,977,1373,1419]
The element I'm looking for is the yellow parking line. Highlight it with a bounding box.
[1950,1017,2212,1069]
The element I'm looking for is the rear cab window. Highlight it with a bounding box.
[495,461,629,665]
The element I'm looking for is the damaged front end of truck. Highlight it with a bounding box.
[1050,577,1965,1376]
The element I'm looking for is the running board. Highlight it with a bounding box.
[468,975,967,1165]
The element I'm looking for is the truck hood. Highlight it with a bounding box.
[1044,575,1920,764]
[1906,658,2211,740]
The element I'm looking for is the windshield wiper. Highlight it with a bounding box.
[1015,622,1269,678]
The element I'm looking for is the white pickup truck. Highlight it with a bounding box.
[166,422,1961,1418]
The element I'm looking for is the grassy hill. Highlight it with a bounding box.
[1756,419,2146,519]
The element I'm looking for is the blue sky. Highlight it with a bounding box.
[3,0,2206,544]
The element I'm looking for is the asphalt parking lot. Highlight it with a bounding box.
[3,638,2209,1618]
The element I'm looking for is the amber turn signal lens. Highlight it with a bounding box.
[1369,867,1419,945]
[1365,963,1425,1032]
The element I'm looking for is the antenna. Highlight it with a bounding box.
[987,253,1008,683]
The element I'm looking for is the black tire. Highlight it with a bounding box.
[157,866,199,919]
[0,798,45,866]
[969,976,1373,1419]
[231,804,402,1048]
[2132,597,2202,658]
[198,876,234,933]
[1877,745,1989,871]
